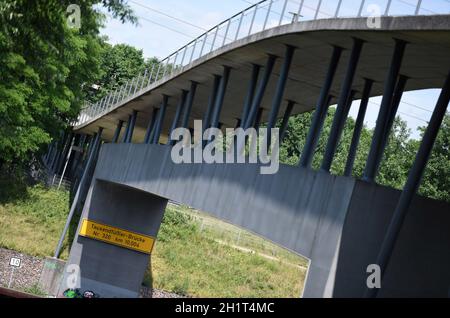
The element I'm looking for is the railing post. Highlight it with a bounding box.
[314,0,323,20]
[249,4,258,35]
[384,0,393,16]
[199,34,208,57]
[211,27,219,51]
[297,0,305,22]
[189,40,198,64]
[140,69,148,91]
[180,47,188,66]
[223,20,232,45]
[335,0,343,17]
[358,0,366,17]
[263,0,273,30]
[147,63,156,86]
[279,0,289,25]
[235,12,244,40]
[415,0,423,15]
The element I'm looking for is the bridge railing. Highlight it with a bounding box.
[75,0,450,127]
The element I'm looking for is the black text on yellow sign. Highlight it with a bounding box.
[79,219,155,254]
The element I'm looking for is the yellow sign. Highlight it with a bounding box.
[79,219,155,254]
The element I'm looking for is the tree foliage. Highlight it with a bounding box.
[89,43,160,102]
[279,108,449,202]
[0,0,136,166]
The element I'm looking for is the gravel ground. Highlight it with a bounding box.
[0,247,186,298]
[0,248,43,291]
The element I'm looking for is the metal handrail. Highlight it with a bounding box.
[75,0,449,127]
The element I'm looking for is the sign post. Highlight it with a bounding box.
[8,257,21,289]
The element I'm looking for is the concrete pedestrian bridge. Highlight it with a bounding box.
[44,0,450,298]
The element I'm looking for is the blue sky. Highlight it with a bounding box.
[100,0,450,139]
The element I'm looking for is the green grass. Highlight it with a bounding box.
[0,184,73,259]
[0,180,307,297]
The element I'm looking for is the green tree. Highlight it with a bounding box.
[0,0,136,167]
[279,108,449,202]
[89,43,160,102]
[418,114,450,202]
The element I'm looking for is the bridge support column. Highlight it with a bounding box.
[344,79,373,177]
[112,120,124,143]
[321,39,364,172]
[364,39,407,182]
[241,64,261,127]
[244,55,276,130]
[126,110,138,143]
[210,66,231,129]
[366,70,450,298]
[375,75,409,169]
[152,95,169,144]
[54,127,104,258]
[279,100,295,143]
[300,46,343,168]
[144,108,159,144]
[181,82,198,131]
[122,115,132,143]
[169,90,188,145]
[202,75,221,141]
[266,45,296,145]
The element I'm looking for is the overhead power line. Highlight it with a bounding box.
[129,0,209,32]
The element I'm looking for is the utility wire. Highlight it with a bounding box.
[129,0,209,32]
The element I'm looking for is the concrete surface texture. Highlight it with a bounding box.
[60,14,450,298]
[59,179,167,298]
[74,15,450,143]
[62,143,450,297]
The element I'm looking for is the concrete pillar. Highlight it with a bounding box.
[364,39,407,181]
[241,64,261,126]
[344,79,374,177]
[126,110,138,143]
[244,55,277,130]
[60,180,167,298]
[169,90,188,145]
[374,75,409,171]
[181,82,198,129]
[54,127,104,258]
[279,100,295,143]
[321,39,364,172]
[300,46,343,168]
[122,115,132,143]
[144,108,159,144]
[112,120,124,143]
[152,95,169,144]
[266,45,296,145]
[210,66,231,129]
[366,69,450,298]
